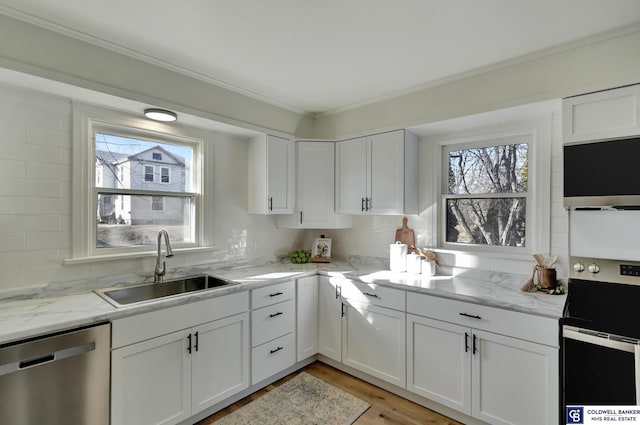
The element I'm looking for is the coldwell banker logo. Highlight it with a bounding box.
[567,406,584,424]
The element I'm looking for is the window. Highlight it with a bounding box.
[160,167,170,183]
[151,196,164,211]
[144,165,154,182]
[442,135,530,250]
[71,103,207,260]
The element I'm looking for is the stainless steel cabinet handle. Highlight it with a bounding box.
[0,342,96,377]
[270,346,283,354]
[459,312,482,320]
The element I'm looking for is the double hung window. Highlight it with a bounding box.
[442,135,530,250]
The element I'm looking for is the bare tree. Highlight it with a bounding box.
[447,144,527,247]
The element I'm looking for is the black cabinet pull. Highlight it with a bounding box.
[270,346,283,354]
[341,303,345,317]
[269,312,283,318]
[187,334,192,354]
[300,211,303,224]
[194,331,199,352]
[459,312,482,320]
[464,332,469,353]
[366,197,371,211]
[361,197,366,211]
[473,334,478,355]
[268,197,273,211]
[269,292,283,297]
[363,292,379,298]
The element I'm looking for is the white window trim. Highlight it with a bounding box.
[144,165,155,182]
[160,166,171,184]
[430,119,551,261]
[68,102,214,263]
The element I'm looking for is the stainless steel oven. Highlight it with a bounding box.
[563,258,640,407]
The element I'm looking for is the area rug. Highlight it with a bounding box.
[213,372,370,425]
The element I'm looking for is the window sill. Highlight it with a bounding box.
[63,246,217,265]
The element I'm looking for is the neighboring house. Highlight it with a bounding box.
[96,146,186,225]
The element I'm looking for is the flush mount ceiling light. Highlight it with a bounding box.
[144,108,177,122]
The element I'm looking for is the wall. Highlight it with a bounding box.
[314,26,640,140]
[0,84,304,293]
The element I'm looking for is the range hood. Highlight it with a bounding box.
[564,137,640,209]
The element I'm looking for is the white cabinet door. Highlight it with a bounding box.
[563,84,640,142]
[406,314,471,414]
[335,137,368,214]
[318,276,342,362]
[296,275,319,361]
[248,134,294,214]
[111,330,191,425]
[278,142,352,229]
[191,313,249,414]
[472,330,558,425]
[342,300,406,388]
[335,130,417,215]
[369,130,406,214]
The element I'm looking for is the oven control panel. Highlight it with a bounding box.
[620,264,640,277]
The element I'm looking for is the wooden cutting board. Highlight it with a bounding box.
[395,217,415,252]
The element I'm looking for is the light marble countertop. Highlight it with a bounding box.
[0,257,566,345]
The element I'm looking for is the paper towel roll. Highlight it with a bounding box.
[390,242,407,272]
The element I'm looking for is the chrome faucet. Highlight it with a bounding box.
[154,229,174,283]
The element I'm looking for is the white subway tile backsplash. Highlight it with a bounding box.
[0,233,26,251]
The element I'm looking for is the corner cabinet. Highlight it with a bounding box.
[335,129,418,215]
[296,275,319,361]
[563,84,640,142]
[110,293,250,425]
[248,134,295,214]
[407,294,559,425]
[277,141,352,229]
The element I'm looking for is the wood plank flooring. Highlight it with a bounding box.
[196,361,463,425]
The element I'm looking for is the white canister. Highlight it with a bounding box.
[389,242,408,272]
[406,253,422,274]
[422,259,436,276]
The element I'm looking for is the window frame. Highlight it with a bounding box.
[70,103,211,262]
[434,124,551,258]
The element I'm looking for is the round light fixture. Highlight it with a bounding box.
[144,108,177,122]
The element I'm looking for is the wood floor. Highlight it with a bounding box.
[197,361,463,425]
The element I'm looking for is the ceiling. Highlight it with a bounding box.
[0,1,639,114]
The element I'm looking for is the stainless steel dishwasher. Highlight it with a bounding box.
[0,322,110,425]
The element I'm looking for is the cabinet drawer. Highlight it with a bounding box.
[251,280,295,309]
[341,279,405,311]
[251,299,295,347]
[251,333,295,385]
[406,293,558,347]
[112,292,249,349]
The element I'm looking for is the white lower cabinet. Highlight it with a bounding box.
[296,275,319,361]
[318,276,342,362]
[110,293,250,425]
[342,300,406,388]
[250,280,296,385]
[407,294,559,425]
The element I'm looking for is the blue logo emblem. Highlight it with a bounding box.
[566,406,584,424]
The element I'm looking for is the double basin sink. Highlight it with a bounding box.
[95,274,237,308]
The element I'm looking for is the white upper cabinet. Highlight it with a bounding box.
[563,84,640,142]
[248,134,295,214]
[277,141,352,229]
[335,129,418,215]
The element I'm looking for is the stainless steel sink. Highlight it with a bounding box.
[95,275,237,307]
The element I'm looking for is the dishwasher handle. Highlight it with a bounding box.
[0,342,95,377]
